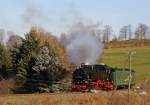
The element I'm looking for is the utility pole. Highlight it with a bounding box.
[128,51,136,105]
[145,72,150,83]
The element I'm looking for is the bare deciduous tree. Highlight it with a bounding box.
[119,25,132,41]
[128,24,132,40]
[135,24,148,40]
[119,26,128,40]
[103,25,112,43]
[6,35,22,48]
[0,29,5,44]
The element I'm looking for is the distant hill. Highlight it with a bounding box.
[106,39,150,48]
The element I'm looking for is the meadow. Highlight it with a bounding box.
[101,46,150,83]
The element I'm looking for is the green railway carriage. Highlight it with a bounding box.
[111,68,136,88]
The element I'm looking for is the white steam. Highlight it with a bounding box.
[65,22,103,65]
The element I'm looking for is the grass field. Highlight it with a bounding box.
[101,46,150,83]
[0,91,149,105]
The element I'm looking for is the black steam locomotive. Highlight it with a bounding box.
[71,64,136,91]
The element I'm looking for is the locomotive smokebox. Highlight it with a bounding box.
[80,63,89,67]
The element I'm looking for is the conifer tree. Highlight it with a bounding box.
[27,46,66,92]
[0,44,12,78]
[12,29,40,85]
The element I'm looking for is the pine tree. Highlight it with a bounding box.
[26,46,66,92]
[0,44,12,79]
[11,29,40,85]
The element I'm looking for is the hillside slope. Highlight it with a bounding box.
[101,46,150,83]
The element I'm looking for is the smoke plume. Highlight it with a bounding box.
[21,0,50,29]
[64,22,103,65]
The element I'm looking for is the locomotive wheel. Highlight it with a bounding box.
[103,82,113,90]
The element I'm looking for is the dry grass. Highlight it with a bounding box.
[0,93,107,105]
[107,39,150,48]
[0,90,149,105]
[107,89,150,105]
[0,79,15,94]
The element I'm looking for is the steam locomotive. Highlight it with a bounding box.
[71,64,135,91]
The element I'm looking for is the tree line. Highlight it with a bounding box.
[100,23,150,43]
[0,27,69,93]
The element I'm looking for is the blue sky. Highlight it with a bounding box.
[0,0,150,36]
